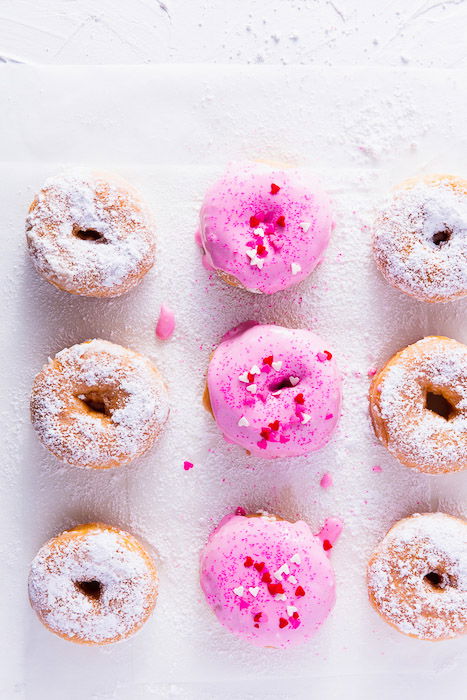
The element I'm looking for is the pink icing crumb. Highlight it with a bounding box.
[320,473,333,489]
[372,465,382,472]
[367,367,377,377]
[183,461,194,471]
[156,305,175,340]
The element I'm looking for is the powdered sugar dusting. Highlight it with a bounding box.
[373,177,467,302]
[30,339,169,469]
[28,524,158,644]
[368,513,467,640]
[26,170,156,297]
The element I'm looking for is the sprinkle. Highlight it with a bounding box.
[250,216,260,228]
[268,582,285,596]
[325,413,333,420]
[233,586,244,596]
[155,305,175,340]
[323,540,333,551]
[289,376,300,386]
[246,384,257,394]
[324,350,333,360]
[183,461,194,471]
[291,262,301,276]
[271,360,283,371]
[279,617,289,628]
[288,575,297,584]
[239,598,250,610]
[300,413,311,424]
[253,613,262,622]
[268,420,280,431]
[256,244,267,257]
[244,556,254,567]
[295,586,306,597]
[238,372,250,383]
[270,183,280,194]
[275,594,287,601]
[235,507,246,516]
[287,605,297,616]
[255,227,265,238]
[289,616,301,629]
[238,416,250,427]
[299,222,311,232]
[274,564,290,579]
[261,571,272,583]
[247,372,255,383]
[290,553,301,565]
[260,428,271,440]
[249,587,260,597]
[372,465,383,472]
[271,391,281,396]
[250,365,261,375]
[367,367,377,377]
[254,562,265,572]
[320,473,333,488]
[294,393,305,404]
[263,355,273,366]
[276,215,286,227]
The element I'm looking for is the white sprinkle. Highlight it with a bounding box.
[233,586,244,596]
[289,376,300,386]
[238,416,250,427]
[299,222,311,232]
[250,365,261,375]
[301,413,311,424]
[256,227,265,238]
[275,594,287,601]
[246,384,257,394]
[249,587,260,597]
[238,372,250,383]
[274,563,290,580]
[287,605,297,616]
[290,553,301,565]
[271,360,283,371]
[271,391,281,396]
[288,575,297,584]
[291,262,301,275]
[246,249,257,259]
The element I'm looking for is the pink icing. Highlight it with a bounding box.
[155,305,175,340]
[207,323,342,458]
[198,162,334,294]
[199,513,337,648]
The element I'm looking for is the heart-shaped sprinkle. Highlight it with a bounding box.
[250,215,260,228]
[268,420,280,432]
[287,605,297,616]
[261,571,272,583]
[238,416,250,427]
[295,586,306,597]
[276,215,286,227]
[288,575,297,584]
[299,221,311,232]
[279,617,289,628]
[233,586,244,596]
[260,428,271,440]
[274,563,290,579]
[290,553,301,565]
[271,360,283,371]
[294,393,305,404]
[300,413,311,424]
[289,376,300,386]
[270,183,280,194]
[238,372,249,383]
[244,556,254,567]
[291,262,302,276]
[257,439,268,449]
[250,365,261,375]
[253,612,262,622]
[254,562,265,572]
[263,355,273,366]
[324,350,332,360]
[249,587,260,597]
[246,384,257,394]
[275,593,287,601]
[255,227,265,238]
[323,539,333,551]
[183,461,194,471]
[256,244,267,257]
[268,582,284,596]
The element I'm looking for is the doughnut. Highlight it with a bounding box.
[28,523,158,645]
[373,175,467,302]
[205,322,341,458]
[197,162,334,294]
[26,169,155,297]
[200,512,340,648]
[367,513,467,641]
[369,336,467,474]
[30,339,169,469]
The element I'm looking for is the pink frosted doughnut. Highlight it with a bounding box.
[205,322,341,458]
[200,512,340,648]
[197,162,334,294]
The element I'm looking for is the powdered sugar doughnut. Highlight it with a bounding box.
[197,162,334,294]
[31,339,169,469]
[200,512,340,648]
[369,336,467,474]
[367,513,467,641]
[205,322,341,458]
[26,170,155,297]
[373,175,467,302]
[28,523,158,645]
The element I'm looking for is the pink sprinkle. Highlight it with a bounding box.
[239,599,250,610]
[257,439,268,450]
[183,461,194,471]
[235,506,247,516]
[320,473,333,489]
[367,367,377,377]
[289,617,301,629]
[316,352,327,362]
[372,465,382,472]
[156,305,175,340]
[325,413,333,420]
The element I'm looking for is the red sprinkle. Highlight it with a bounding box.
[253,612,262,622]
[292,612,299,619]
[244,556,254,567]
[250,215,261,228]
[254,562,265,572]
[294,393,305,405]
[270,183,281,194]
[323,539,333,551]
[235,506,247,516]
[295,586,306,597]
[260,428,271,440]
[247,372,255,383]
[268,582,285,596]
[256,244,267,257]
[263,355,273,366]
[261,571,272,583]
[324,350,333,360]
[254,623,259,628]
[268,420,280,432]
[183,461,194,471]
[276,215,286,227]
[279,617,289,628]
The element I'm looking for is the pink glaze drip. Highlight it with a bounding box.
[320,473,333,489]
[315,517,343,557]
[155,305,175,340]
[199,513,336,648]
[207,323,342,458]
[198,162,334,294]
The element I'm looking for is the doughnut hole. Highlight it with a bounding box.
[424,386,459,421]
[75,580,103,600]
[432,228,452,247]
[72,224,107,243]
[423,569,455,592]
[75,385,124,421]
[269,376,300,392]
